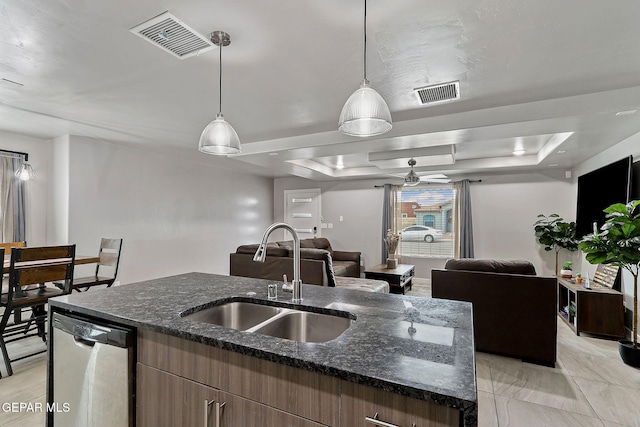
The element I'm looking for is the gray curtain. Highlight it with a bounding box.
[381,184,402,263]
[12,157,26,242]
[453,179,474,258]
[0,155,26,242]
[382,184,392,262]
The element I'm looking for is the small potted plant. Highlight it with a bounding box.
[580,200,640,367]
[534,214,579,275]
[575,273,583,284]
[560,261,573,278]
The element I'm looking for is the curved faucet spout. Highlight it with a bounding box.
[253,222,302,303]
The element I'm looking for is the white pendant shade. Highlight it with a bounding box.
[338,79,392,137]
[198,113,241,155]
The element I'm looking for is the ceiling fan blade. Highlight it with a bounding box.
[419,173,449,180]
[419,178,452,183]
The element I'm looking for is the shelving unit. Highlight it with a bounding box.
[557,277,624,338]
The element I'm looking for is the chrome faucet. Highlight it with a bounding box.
[253,222,302,303]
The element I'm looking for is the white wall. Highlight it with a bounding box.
[58,136,273,285]
[47,135,69,245]
[0,130,50,246]
[274,171,576,278]
[471,171,576,276]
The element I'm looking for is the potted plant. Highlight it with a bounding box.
[560,261,573,278]
[579,200,640,367]
[534,214,579,274]
[575,273,583,284]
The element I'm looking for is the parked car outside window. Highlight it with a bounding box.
[400,225,444,243]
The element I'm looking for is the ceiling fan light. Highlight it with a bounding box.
[338,81,392,137]
[404,168,420,186]
[198,113,241,155]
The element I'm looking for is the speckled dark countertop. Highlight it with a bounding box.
[50,272,477,426]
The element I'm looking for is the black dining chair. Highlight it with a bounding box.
[0,245,75,378]
[56,238,123,292]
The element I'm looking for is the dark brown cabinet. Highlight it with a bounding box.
[557,277,624,338]
[136,329,463,427]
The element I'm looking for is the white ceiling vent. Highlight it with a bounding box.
[130,11,215,59]
[414,81,460,106]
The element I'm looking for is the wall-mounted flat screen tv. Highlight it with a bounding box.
[575,155,633,238]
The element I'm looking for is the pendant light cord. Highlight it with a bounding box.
[219,38,223,115]
[363,0,367,81]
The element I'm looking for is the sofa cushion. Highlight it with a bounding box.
[335,277,389,293]
[444,258,537,275]
[277,239,315,249]
[236,243,290,257]
[311,238,334,256]
[332,261,359,278]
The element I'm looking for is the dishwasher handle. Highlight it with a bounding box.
[52,313,132,348]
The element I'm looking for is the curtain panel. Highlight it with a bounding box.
[381,184,403,263]
[0,155,26,242]
[453,179,474,258]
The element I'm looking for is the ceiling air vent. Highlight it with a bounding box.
[130,11,215,59]
[414,81,460,106]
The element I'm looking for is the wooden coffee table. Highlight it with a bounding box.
[364,263,415,295]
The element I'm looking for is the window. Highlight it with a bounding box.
[423,215,435,227]
[399,186,455,258]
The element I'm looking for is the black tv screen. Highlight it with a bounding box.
[632,159,640,200]
[576,156,633,238]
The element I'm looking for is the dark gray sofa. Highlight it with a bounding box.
[230,237,388,293]
[431,258,557,366]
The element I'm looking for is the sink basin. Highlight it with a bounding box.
[182,301,282,331]
[252,310,353,343]
[182,299,354,343]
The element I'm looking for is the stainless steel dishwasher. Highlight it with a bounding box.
[50,312,134,427]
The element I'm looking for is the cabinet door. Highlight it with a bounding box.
[137,363,219,427]
[217,391,328,427]
[341,382,460,427]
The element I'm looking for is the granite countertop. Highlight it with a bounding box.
[50,272,477,425]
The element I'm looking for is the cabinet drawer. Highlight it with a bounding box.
[341,381,460,427]
[217,391,328,427]
[138,330,340,426]
[137,364,218,427]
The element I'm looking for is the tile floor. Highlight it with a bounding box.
[1,280,639,426]
[408,277,640,427]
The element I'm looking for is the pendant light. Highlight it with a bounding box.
[338,0,392,137]
[15,161,35,181]
[199,31,241,155]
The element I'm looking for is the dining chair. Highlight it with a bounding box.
[57,238,122,292]
[0,245,75,378]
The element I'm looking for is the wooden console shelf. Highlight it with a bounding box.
[557,277,624,339]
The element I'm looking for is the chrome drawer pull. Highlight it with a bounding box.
[365,413,417,427]
[365,413,400,427]
[215,401,226,427]
[204,400,215,427]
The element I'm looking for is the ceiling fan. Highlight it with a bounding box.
[402,158,451,186]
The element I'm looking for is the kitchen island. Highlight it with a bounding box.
[48,272,477,426]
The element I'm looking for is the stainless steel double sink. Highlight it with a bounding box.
[181,299,355,343]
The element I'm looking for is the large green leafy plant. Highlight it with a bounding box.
[579,201,640,348]
[534,214,579,274]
